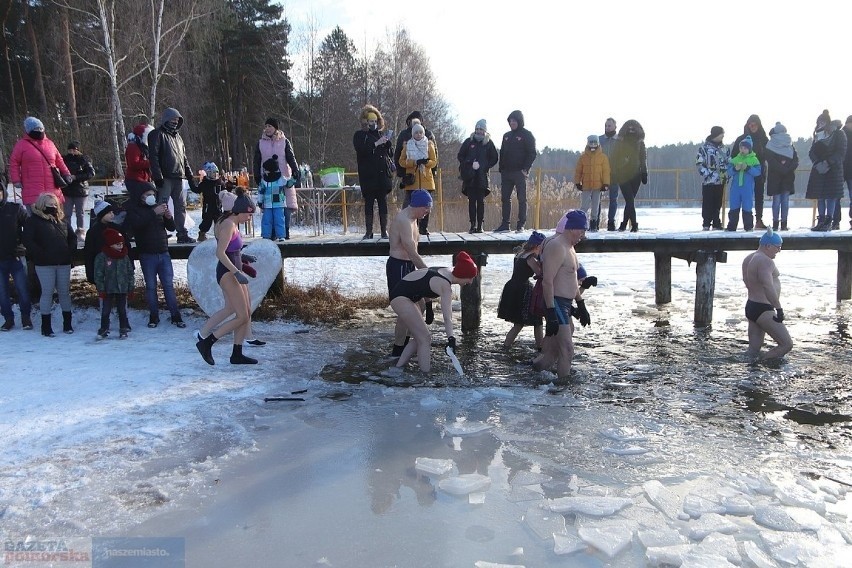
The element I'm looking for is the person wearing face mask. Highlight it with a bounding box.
[574,135,611,232]
[125,122,155,204]
[125,187,185,328]
[353,104,394,239]
[147,107,197,243]
[457,119,499,233]
[9,117,72,212]
[61,141,95,240]
[22,192,77,337]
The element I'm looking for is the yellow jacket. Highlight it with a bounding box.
[400,140,438,191]
[574,149,611,190]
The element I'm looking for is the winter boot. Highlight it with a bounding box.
[41,314,55,338]
[379,214,388,239]
[831,218,840,230]
[743,212,754,231]
[811,216,831,232]
[772,220,779,230]
[726,208,740,231]
[589,219,599,232]
[630,221,639,233]
[754,218,767,230]
[197,231,207,242]
[1,318,12,331]
[618,221,627,232]
[780,220,788,231]
[21,314,32,330]
[230,344,258,365]
[62,311,74,334]
[196,333,218,365]
[362,211,374,239]
[475,222,483,233]
[469,223,476,234]
[607,220,616,231]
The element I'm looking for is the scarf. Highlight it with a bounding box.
[730,152,760,185]
[766,131,794,159]
[406,137,429,162]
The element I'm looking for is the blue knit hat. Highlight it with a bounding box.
[740,136,753,150]
[759,228,783,247]
[555,210,588,233]
[23,117,44,133]
[410,189,432,208]
[528,230,545,246]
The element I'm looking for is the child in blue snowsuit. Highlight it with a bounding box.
[258,155,297,240]
[726,135,762,231]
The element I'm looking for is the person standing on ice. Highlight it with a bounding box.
[742,228,792,361]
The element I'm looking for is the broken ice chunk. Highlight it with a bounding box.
[600,426,649,443]
[438,473,491,495]
[753,505,802,532]
[643,480,682,520]
[637,527,687,549]
[686,513,739,540]
[444,420,493,436]
[510,471,552,486]
[414,457,454,476]
[739,540,776,568]
[683,493,725,518]
[645,544,692,567]
[553,532,586,555]
[775,484,827,515]
[473,563,524,568]
[696,533,740,564]
[547,495,632,516]
[578,521,634,559]
[469,492,486,505]
[524,506,565,541]
[603,445,649,455]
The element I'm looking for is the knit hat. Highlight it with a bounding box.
[528,230,545,246]
[262,155,280,172]
[411,123,425,136]
[739,136,753,150]
[577,264,587,280]
[67,140,80,150]
[768,122,786,136]
[759,227,783,247]
[709,126,724,139]
[103,228,124,247]
[555,210,588,233]
[92,199,114,221]
[587,134,599,146]
[265,117,279,130]
[475,119,487,131]
[231,193,255,214]
[409,189,432,208]
[23,117,44,133]
[452,251,478,279]
[203,161,219,175]
[219,190,237,212]
[816,109,831,131]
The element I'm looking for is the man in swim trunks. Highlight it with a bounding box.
[387,189,431,356]
[533,209,590,379]
[742,228,792,360]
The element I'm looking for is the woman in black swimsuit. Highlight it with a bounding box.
[389,251,478,373]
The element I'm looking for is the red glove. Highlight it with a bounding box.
[242,264,257,278]
[98,292,106,299]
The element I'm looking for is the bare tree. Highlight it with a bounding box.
[22,0,47,114]
[58,3,79,140]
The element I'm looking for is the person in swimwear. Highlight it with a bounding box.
[196,188,259,365]
[742,227,792,360]
[389,250,479,374]
[532,209,590,380]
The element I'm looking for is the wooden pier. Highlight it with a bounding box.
[135,230,852,328]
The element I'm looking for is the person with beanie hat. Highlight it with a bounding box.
[388,251,478,374]
[394,111,438,188]
[806,110,848,231]
[498,231,545,348]
[574,134,611,231]
[532,209,590,380]
[764,122,799,231]
[696,125,730,230]
[190,161,225,242]
[93,227,134,340]
[399,121,439,235]
[354,104,395,239]
[496,110,537,232]
[458,118,499,233]
[195,187,259,366]
[732,115,769,229]
[742,228,792,361]
[0,182,32,331]
[725,136,762,231]
[257,154,296,241]
[9,117,72,209]
[253,116,300,207]
[83,198,130,285]
[62,140,96,239]
[124,123,153,205]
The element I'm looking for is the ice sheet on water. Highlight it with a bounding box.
[577,520,634,559]
[510,471,552,486]
[552,532,586,555]
[683,493,725,518]
[438,473,491,495]
[686,513,739,540]
[603,445,649,456]
[443,419,493,436]
[419,395,443,408]
[547,495,632,516]
[414,457,454,476]
[600,426,649,443]
[637,527,688,549]
[473,563,525,568]
[753,505,803,532]
[523,506,565,541]
[507,484,544,503]
[739,540,776,568]
[643,480,683,520]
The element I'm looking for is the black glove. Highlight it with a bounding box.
[576,183,583,191]
[234,271,249,285]
[641,172,648,185]
[545,307,559,337]
[602,185,609,192]
[416,158,428,166]
[580,276,598,289]
[188,179,198,192]
[446,336,456,353]
[241,253,258,264]
[575,299,591,327]
[425,302,434,324]
[773,307,785,323]
[154,177,164,188]
[293,170,301,182]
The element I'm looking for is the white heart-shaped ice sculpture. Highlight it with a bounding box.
[187,238,283,316]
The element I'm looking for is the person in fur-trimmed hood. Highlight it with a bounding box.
[353,104,394,239]
[457,119,499,233]
[611,119,647,232]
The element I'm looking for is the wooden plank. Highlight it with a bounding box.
[654,253,672,304]
[694,251,717,326]
[839,251,852,301]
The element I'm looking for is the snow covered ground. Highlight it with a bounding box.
[1,207,851,567]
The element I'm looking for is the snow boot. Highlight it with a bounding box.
[21,314,32,330]
[62,311,74,334]
[230,344,258,365]
[196,333,218,365]
[754,218,767,230]
[1,318,12,331]
[607,220,616,231]
[743,212,754,232]
[726,208,740,231]
[363,211,374,240]
[41,314,55,337]
[772,220,779,230]
[379,214,388,239]
[811,216,831,232]
[780,220,788,231]
[197,231,207,242]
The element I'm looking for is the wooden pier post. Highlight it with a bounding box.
[654,253,672,304]
[694,251,718,327]
[460,252,488,331]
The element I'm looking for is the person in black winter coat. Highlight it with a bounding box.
[191,161,224,241]
[458,119,499,233]
[841,116,852,229]
[496,110,536,232]
[61,141,95,239]
[83,199,130,284]
[22,192,78,336]
[806,111,848,232]
[353,104,394,239]
[611,119,648,232]
[764,122,799,231]
[0,182,32,330]
[732,115,769,229]
[125,186,184,328]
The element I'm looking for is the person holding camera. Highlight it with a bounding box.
[61,140,95,240]
[399,123,438,235]
[353,105,394,239]
[457,119,499,233]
